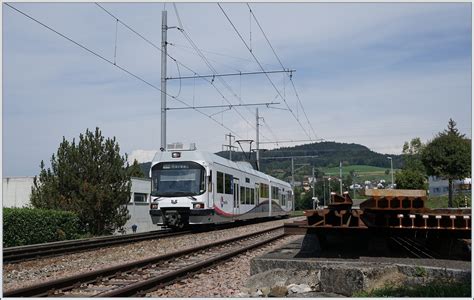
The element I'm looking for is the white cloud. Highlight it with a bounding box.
[127,149,158,164]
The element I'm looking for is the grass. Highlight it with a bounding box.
[290,210,304,217]
[426,195,450,209]
[353,281,471,297]
[321,164,399,183]
[426,194,471,209]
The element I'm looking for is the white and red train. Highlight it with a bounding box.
[149,148,293,228]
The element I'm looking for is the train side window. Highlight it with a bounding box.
[255,184,260,205]
[261,183,269,198]
[251,188,255,205]
[272,186,279,200]
[240,186,245,204]
[208,171,212,192]
[225,174,233,195]
[246,187,251,205]
[217,172,224,193]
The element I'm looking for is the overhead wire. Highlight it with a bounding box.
[169,43,244,73]
[247,3,319,140]
[96,2,270,142]
[94,3,259,137]
[5,2,240,138]
[218,3,313,141]
[168,42,281,69]
[172,4,276,143]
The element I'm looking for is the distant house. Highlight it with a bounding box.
[428,176,471,196]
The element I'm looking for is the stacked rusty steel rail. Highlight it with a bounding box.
[285,189,471,239]
[3,229,187,264]
[3,226,285,297]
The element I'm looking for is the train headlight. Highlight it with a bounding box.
[172,152,181,158]
[193,203,205,209]
[150,203,159,210]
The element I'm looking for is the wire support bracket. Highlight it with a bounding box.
[166,102,280,111]
[166,69,295,80]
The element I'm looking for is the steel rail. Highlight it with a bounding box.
[390,237,436,259]
[3,225,284,297]
[100,232,285,297]
[3,230,188,264]
[4,217,293,264]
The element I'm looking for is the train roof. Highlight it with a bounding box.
[151,150,291,188]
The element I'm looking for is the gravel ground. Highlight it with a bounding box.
[3,218,299,292]
[147,235,301,298]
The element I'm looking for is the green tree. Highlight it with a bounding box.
[421,119,471,207]
[296,190,313,210]
[395,169,426,190]
[128,159,145,178]
[395,137,427,190]
[31,128,132,235]
[402,137,425,172]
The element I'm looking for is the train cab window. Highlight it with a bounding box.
[151,161,206,197]
[217,172,224,193]
[240,186,245,204]
[225,174,233,195]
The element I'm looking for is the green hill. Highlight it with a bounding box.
[139,142,402,182]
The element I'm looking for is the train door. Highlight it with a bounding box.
[233,179,240,218]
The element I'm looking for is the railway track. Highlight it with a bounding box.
[4,217,291,264]
[3,229,188,264]
[390,236,440,259]
[3,226,285,297]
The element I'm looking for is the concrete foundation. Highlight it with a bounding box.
[249,237,471,296]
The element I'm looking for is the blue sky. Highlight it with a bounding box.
[3,2,472,176]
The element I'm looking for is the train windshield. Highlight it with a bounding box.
[151,161,205,197]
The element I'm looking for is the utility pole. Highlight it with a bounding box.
[388,156,394,188]
[160,10,168,152]
[312,166,316,199]
[256,108,262,171]
[323,177,326,207]
[223,133,237,160]
[353,173,356,199]
[291,157,295,187]
[339,160,343,195]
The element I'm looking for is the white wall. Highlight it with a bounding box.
[2,177,35,208]
[130,177,151,195]
[122,177,159,233]
[3,176,158,233]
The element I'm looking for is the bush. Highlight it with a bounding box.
[3,207,81,247]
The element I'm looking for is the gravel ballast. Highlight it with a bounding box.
[147,235,301,298]
[3,218,297,292]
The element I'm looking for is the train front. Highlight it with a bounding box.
[149,151,210,229]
